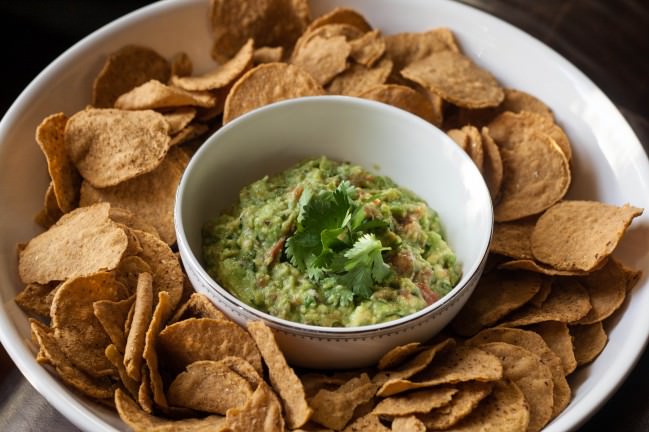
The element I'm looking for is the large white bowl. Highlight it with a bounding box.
[0,0,648,431]
[175,95,493,369]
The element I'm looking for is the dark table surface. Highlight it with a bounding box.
[1,1,648,431]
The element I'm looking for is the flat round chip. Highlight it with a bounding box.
[304,7,373,34]
[570,322,608,366]
[359,84,444,126]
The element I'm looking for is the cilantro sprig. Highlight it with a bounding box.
[285,181,391,300]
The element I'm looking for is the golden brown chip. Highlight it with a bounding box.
[619,260,642,293]
[80,147,187,245]
[490,218,536,260]
[384,28,460,77]
[451,270,541,337]
[19,203,128,284]
[444,380,529,432]
[531,201,643,272]
[65,108,171,188]
[169,292,227,324]
[373,338,455,386]
[252,46,284,64]
[447,125,484,172]
[50,272,127,378]
[377,345,503,397]
[391,416,426,432]
[109,207,161,239]
[481,127,503,202]
[15,282,57,318]
[327,57,393,96]
[529,321,577,375]
[218,356,264,389]
[114,80,217,110]
[401,50,504,108]
[306,7,372,34]
[31,320,115,399]
[575,259,627,324]
[467,327,570,419]
[209,0,309,63]
[224,381,285,432]
[223,62,325,124]
[377,342,422,370]
[500,89,554,120]
[358,84,442,125]
[343,414,390,432]
[138,365,154,414]
[310,373,377,430]
[499,278,592,327]
[34,182,64,228]
[35,112,81,213]
[158,318,262,374]
[372,387,456,416]
[168,360,253,414]
[479,342,553,431]
[92,45,171,108]
[292,23,363,58]
[300,372,354,398]
[171,39,254,91]
[247,320,312,429]
[488,110,571,162]
[115,388,227,432]
[144,290,174,408]
[497,259,591,276]
[417,381,493,429]
[169,123,210,147]
[123,272,154,381]
[291,34,351,85]
[105,344,139,400]
[570,322,608,366]
[93,295,135,354]
[170,52,193,78]
[349,30,385,67]
[528,277,552,307]
[115,255,153,294]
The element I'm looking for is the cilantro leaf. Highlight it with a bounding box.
[336,233,391,299]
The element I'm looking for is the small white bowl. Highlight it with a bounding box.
[175,96,493,369]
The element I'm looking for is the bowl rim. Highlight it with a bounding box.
[174,95,494,335]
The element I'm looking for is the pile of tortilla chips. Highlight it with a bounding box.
[14,1,644,431]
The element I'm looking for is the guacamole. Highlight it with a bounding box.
[202,157,461,327]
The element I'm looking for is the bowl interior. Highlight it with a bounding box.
[176,95,493,330]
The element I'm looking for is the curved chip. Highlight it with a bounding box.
[447,125,484,172]
[384,28,460,78]
[35,182,64,229]
[93,295,135,354]
[15,282,57,318]
[168,360,253,414]
[349,30,385,67]
[144,290,174,408]
[500,89,554,120]
[170,52,193,78]
[494,133,570,222]
[92,45,171,108]
[114,80,217,110]
[169,292,227,324]
[575,259,627,324]
[497,259,591,276]
[530,321,577,375]
[372,387,456,416]
[570,322,608,366]
[306,7,372,34]
[65,108,171,188]
[481,127,504,202]
[401,50,504,108]
[358,84,442,126]
[291,34,351,85]
[377,342,422,370]
[123,272,153,381]
[310,373,377,430]
[418,381,493,430]
[51,272,127,377]
[171,39,254,91]
[158,318,262,375]
[224,381,285,432]
[490,218,536,260]
[253,46,284,64]
[19,203,128,284]
[36,113,81,213]
[530,201,643,272]
[327,57,393,96]
[223,62,325,124]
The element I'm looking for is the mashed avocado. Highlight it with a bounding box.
[202,157,461,327]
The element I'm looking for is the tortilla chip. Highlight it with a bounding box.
[19,203,128,284]
[529,321,577,375]
[170,52,193,78]
[575,259,627,324]
[343,414,390,432]
[144,290,174,408]
[115,388,227,432]
[372,387,456,416]
[290,33,351,85]
[158,318,262,375]
[172,39,254,91]
[391,416,426,432]
[247,320,312,429]
[451,270,541,337]
[169,292,227,324]
[499,277,592,327]
[490,218,536,260]
[498,259,591,276]
[570,322,608,366]
[224,381,285,432]
[138,365,154,414]
[15,282,57,318]
[306,7,372,34]
[169,123,210,147]
[310,373,377,430]
[106,344,140,400]
[358,84,442,126]
[223,63,325,124]
[35,112,81,213]
[531,201,643,272]
[327,57,393,96]
[494,133,570,222]
[92,45,170,108]
[65,108,171,188]
[480,127,504,201]
[377,342,422,370]
[114,80,217,110]
[115,256,152,295]
[417,381,493,429]
[293,23,363,56]
[162,108,197,135]
[618,260,642,293]
[35,182,64,228]
[488,110,571,162]
[447,125,484,172]
[377,345,503,397]
[31,320,115,399]
[218,356,264,389]
[209,0,309,63]
[401,50,504,108]
[349,30,385,67]
[123,272,154,381]
[93,295,135,353]
[384,28,460,79]
[168,360,253,414]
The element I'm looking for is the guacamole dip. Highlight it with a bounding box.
[202,157,461,327]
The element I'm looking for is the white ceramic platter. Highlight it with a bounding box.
[0,0,647,431]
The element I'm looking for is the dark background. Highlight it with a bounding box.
[1,1,648,430]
